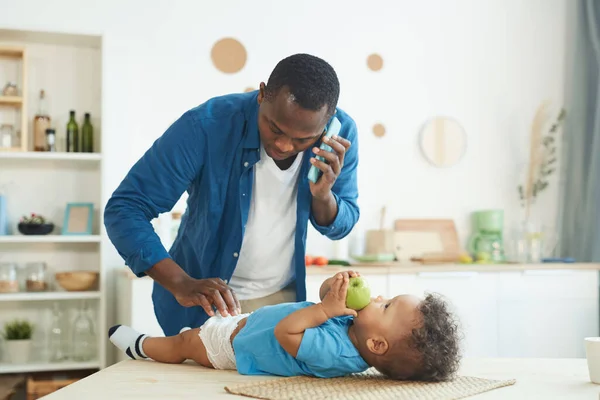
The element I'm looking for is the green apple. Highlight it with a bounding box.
[346,277,371,311]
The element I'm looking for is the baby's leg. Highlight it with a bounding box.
[108,325,212,368]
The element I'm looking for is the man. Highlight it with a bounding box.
[104,54,360,336]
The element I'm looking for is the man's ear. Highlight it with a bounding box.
[257,82,266,104]
[366,336,389,356]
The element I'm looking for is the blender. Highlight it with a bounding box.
[467,210,505,263]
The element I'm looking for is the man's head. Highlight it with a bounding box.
[257,53,340,161]
[352,293,462,381]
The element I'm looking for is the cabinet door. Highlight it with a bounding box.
[391,271,499,358]
[497,270,599,358]
[305,274,325,303]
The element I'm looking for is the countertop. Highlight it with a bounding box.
[42,358,599,399]
[306,262,600,275]
[121,263,600,280]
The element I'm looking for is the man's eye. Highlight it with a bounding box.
[384,303,390,309]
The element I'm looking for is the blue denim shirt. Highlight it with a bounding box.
[104,91,360,336]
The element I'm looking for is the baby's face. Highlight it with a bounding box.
[353,294,422,340]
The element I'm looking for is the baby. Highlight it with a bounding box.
[109,271,461,381]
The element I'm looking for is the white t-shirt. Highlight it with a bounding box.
[228,145,303,300]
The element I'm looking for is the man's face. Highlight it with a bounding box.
[257,83,330,161]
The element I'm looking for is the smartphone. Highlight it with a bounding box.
[308,116,342,183]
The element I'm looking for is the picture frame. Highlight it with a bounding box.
[62,202,94,235]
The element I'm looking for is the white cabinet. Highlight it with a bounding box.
[496,270,598,358]
[386,269,599,359]
[116,267,599,361]
[391,272,499,358]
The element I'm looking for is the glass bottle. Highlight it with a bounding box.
[49,302,68,362]
[46,128,56,152]
[66,110,79,152]
[34,90,51,151]
[81,113,94,153]
[71,300,96,361]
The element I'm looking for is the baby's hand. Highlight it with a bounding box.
[331,270,360,280]
[321,272,358,319]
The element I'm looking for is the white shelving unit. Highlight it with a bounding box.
[0,361,100,374]
[0,29,106,378]
[0,151,102,161]
[0,235,101,244]
[0,291,101,302]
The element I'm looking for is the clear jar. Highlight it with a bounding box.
[26,262,48,292]
[0,263,19,293]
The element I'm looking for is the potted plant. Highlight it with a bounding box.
[2,319,34,364]
[18,212,54,235]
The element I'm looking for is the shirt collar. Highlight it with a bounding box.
[243,92,261,149]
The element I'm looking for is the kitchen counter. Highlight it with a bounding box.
[305,262,600,275]
[42,358,599,399]
[120,263,600,280]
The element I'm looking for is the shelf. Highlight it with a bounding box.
[0,235,101,244]
[0,96,23,105]
[0,151,101,161]
[0,291,100,302]
[0,361,100,374]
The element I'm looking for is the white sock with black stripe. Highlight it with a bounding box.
[108,325,149,360]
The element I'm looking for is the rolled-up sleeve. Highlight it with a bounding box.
[310,117,359,240]
[104,111,205,277]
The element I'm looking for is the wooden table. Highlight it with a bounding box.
[43,358,599,399]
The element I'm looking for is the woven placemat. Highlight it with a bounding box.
[225,369,516,400]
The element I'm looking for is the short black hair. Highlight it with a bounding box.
[264,53,340,118]
[376,293,462,382]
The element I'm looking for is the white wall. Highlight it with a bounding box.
[0,0,571,361]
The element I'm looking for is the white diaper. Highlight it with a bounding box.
[198,313,250,370]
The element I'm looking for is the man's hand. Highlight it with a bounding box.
[320,272,358,319]
[173,276,242,317]
[309,135,351,200]
[146,258,241,318]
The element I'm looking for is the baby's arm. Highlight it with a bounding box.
[275,272,357,357]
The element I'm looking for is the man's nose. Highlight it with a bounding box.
[275,137,294,153]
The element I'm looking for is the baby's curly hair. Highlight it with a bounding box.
[376,293,462,381]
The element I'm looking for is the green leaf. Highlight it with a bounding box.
[2,319,34,340]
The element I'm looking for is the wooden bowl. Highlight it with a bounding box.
[55,271,99,291]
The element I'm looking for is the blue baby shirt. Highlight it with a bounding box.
[232,301,369,378]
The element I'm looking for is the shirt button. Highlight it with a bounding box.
[242,193,246,196]
[243,161,249,167]
[233,252,239,258]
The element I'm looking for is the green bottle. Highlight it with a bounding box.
[82,113,94,153]
[66,110,79,152]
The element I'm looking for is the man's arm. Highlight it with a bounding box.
[104,110,203,278]
[275,272,357,357]
[309,116,359,240]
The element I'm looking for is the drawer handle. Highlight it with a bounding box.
[418,272,479,279]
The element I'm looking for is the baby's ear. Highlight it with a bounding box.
[366,336,389,356]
